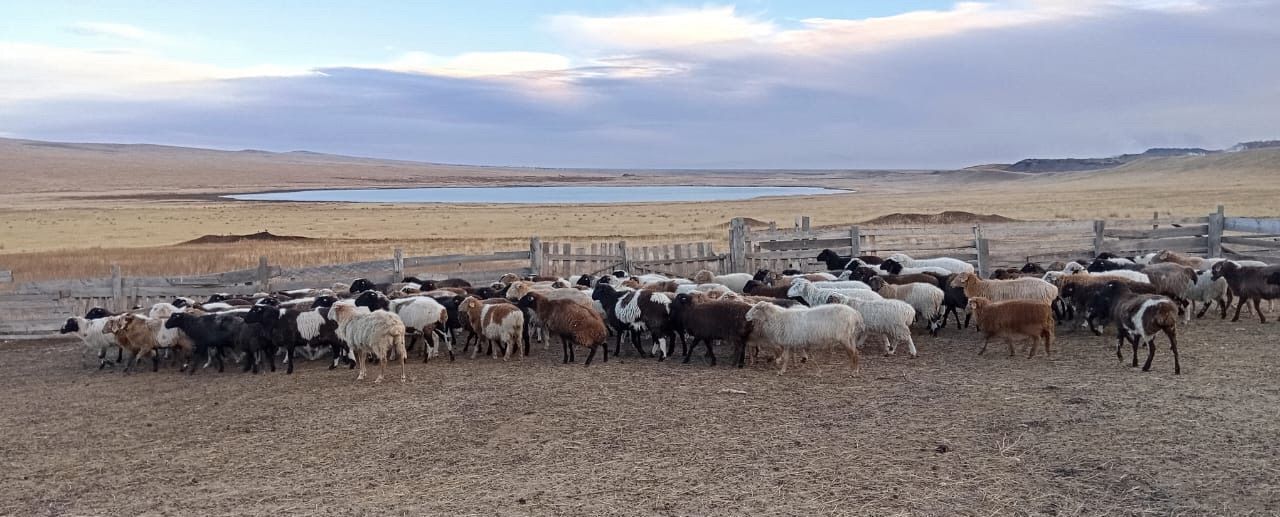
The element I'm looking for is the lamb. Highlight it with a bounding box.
[60,316,120,369]
[1211,261,1280,323]
[147,303,199,369]
[885,253,974,275]
[1087,281,1181,374]
[949,272,1058,305]
[744,302,864,375]
[163,312,246,374]
[675,283,734,298]
[966,298,1055,359]
[786,278,882,308]
[459,297,525,360]
[102,314,173,374]
[669,293,752,367]
[516,292,610,365]
[934,274,971,329]
[244,305,308,374]
[328,301,407,382]
[692,270,754,293]
[1184,269,1230,320]
[865,276,945,334]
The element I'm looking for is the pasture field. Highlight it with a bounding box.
[2,316,1278,516]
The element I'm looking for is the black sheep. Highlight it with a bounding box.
[164,312,245,374]
[245,304,306,374]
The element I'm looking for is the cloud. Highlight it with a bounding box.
[4,1,1280,169]
[549,6,775,51]
[63,22,166,43]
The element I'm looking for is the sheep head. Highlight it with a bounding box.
[692,270,714,284]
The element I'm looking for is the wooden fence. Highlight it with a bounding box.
[534,239,727,278]
[3,205,1276,340]
[0,248,532,339]
[728,206,1278,276]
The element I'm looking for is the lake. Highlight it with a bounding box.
[225,186,849,204]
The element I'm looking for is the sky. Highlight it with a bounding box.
[2,0,1278,169]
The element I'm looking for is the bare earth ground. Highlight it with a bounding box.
[2,315,1278,516]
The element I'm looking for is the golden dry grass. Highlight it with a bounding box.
[1,143,1277,282]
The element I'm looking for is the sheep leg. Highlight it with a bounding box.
[630,330,648,358]
[613,330,624,357]
[1141,337,1157,372]
[682,338,699,364]
[152,351,160,372]
[583,345,598,366]
[264,345,277,373]
[704,340,717,367]
[561,335,571,364]
[375,351,387,384]
[902,334,918,359]
[1252,298,1267,324]
[1131,333,1140,368]
[215,346,226,373]
[355,349,367,381]
[734,340,748,369]
[979,337,989,356]
[399,340,408,382]
[1007,338,1015,358]
[1165,327,1180,374]
[285,346,295,374]
[778,347,790,375]
[1231,296,1247,322]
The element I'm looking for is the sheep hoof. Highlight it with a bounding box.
[399,376,407,383]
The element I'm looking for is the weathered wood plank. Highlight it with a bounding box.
[1103,225,1209,239]
[1224,217,1280,235]
[1221,236,1280,251]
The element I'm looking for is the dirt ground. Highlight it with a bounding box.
[2,316,1277,516]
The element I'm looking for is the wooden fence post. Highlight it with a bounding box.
[1092,220,1107,256]
[1207,205,1224,258]
[972,225,988,278]
[110,264,123,312]
[976,239,991,279]
[529,237,543,276]
[619,240,630,273]
[729,218,747,273]
[256,256,270,292]
[849,226,861,258]
[801,216,811,232]
[392,248,404,282]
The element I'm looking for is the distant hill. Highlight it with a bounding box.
[992,141,1276,173]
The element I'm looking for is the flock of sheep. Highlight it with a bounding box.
[59,249,1280,381]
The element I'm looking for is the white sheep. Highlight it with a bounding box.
[886,253,975,275]
[388,296,450,359]
[328,301,407,383]
[60,316,120,369]
[675,283,734,298]
[692,270,754,293]
[1183,269,1230,322]
[866,277,945,334]
[839,296,918,358]
[810,280,872,290]
[787,279,882,307]
[1061,262,1151,283]
[745,302,866,375]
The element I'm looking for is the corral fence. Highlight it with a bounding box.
[536,238,727,279]
[726,205,1280,275]
[0,249,532,339]
[3,205,1277,340]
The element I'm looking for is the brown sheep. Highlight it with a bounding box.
[516,292,610,365]
[966,297,1055,359]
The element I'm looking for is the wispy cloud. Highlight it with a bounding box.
[549,6,775,51]
[63,22,167,43]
